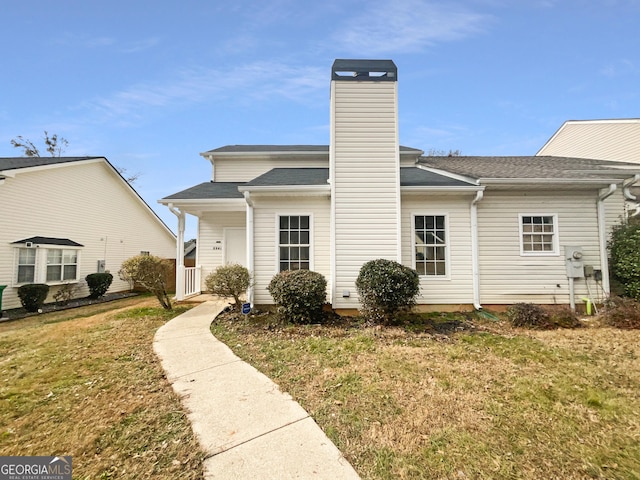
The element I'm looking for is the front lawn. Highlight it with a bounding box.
[0,296,205,479]
[211,311,640,480]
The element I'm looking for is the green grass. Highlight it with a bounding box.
[211,311,640,480]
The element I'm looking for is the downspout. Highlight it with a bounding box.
[597,184,617,297]
[471,190,484,310]
[168,203,186,301]
[623,174,640,216]
[243,191,255,307]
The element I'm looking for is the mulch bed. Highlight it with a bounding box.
[1,291,140,321]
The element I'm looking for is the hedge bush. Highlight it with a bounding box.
[119,255,173,310]
[267,269,327,323]
[17,283,50,312]
[355,259,420,322]
[205,264,250,311]
[609,216,640,300]
[86,272,113,299]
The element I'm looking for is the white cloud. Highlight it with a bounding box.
[331,0,493,55]
[79,61,326,125]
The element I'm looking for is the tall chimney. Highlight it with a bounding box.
[330,59,401,308]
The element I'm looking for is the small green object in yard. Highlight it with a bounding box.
[0,285,7,319]
[475,308,500,321]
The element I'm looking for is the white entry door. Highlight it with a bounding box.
[224,228,247,266]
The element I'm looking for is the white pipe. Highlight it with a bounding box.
[569,277,576,312]
[243,192,255,306]
[597,184,617,297]
[471,190,484,310]
[622,174,640,201]
[167,203,186,301]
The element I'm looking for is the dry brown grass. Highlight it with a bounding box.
[211,312,640,480]
[0,296,205,479]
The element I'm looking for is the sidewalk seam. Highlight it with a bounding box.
[167,359,243,380]
[202,414,311,460]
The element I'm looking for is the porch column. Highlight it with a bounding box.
[169,203,186,301]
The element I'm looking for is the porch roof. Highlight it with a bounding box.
[161,182,245,200]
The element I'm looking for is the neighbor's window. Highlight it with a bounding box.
[414,215,447,276]
[17,248,36,283]
[279,215,310,271]
[46,249,78,282]
[520,214,557,254]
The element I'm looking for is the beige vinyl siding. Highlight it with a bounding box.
[197,211,246,289]
[477,191,604,304]
[213,157,328,182]
[0,161,175,310]
[331,81,400,308]
[401,195,474,304]
[537,120,640,163]
[252,196,331,305]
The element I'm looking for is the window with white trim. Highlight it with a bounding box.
[46,249,79,282]
[520,214,558,254]
[17,248,36,283]
[414,214,447,276]
[278,215,310,271]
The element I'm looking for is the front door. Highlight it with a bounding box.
[224,228,247,266]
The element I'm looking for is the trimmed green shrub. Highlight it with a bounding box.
[602,296,640,329]
[267,270,327,323]
[609,216,640,300]
[355,259,420,322]
[205,264,250,311]
[86,272,113,299]
[17,283,50,312]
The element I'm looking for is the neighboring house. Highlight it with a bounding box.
[160,59,640,311]
[537,119,640,163]
[184,239,197,267]
[1,156,176,310]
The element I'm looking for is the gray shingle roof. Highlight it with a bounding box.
[162,182,245,200]
[418,156,640,180]
[400,167,476,187]
[203,145,423,155]
[0,157,102,171]
[244,168,329,187]
[12,236,84,247]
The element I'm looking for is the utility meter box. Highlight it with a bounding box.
[564,246,584,278]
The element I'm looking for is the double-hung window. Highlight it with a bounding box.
[520,214,558,255]
[46,249,79,282]
[414,214,447,276]
[17,248,36,283]
[278,215,310,271]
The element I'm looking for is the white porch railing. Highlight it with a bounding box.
[184,266,201,298]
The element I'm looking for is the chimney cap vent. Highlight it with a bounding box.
[332,59,397,81]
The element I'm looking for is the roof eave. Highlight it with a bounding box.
[238,185,331,195]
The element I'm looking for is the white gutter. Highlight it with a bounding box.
[168,203,186,301]
[471,190,484,310]
[243,192,255,306]
[597,184,617,296]
[622,174,640,201]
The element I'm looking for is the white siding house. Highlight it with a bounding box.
[160,59,640,312]
[0,156,176,311]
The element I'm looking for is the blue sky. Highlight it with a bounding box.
[2,0,639,238]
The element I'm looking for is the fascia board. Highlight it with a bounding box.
[401,186,484,194]
[237,185,330,195]
[1,157,104,176]
[158,198,245,207]
[479,177,628,185]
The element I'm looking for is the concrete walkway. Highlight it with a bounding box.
[154,300,361,479]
